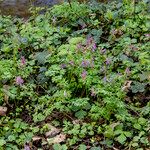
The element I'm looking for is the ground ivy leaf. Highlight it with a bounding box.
[0,139,6,146]
[117,134,126,144]
[75,110,87,119]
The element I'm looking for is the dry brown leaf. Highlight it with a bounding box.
[47,133,66,144]
[0,106,7,116]
[32,136,42,141]
[45,124,60,138]
[122,80,132,92]
[3,85,12,107]
[72,119,82,124]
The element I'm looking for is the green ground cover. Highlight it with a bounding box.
[0,0,150,149]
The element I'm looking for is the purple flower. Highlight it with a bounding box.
[77,43,82,50]
[125,67,130,75]
[90,60,95,68]
[105,58,111,65]
[69,61,74,66]
[103,76,107,82]
[144,34,150,37]
[24,144,30,150]
[61,64,67,69]
[81,70,87,80]
[103,76,111,82]
[91,88,96,97]
[101,48,106,54]
[21,56,26,66]
[86,36,93,47]
[81,60,90,68]
[100,66,105,73]
[92,43,97,52]
[16,76,24,86]
[81,23,87,29]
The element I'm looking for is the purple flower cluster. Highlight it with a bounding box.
[69,61,74,66]
[125,67,130,75]
[81,23,87,29]
[101,48,106,54]
[61,64,67,69]
[86,37,97,52]
[144,34,150,37]
[81,60,90,68]
[24,144,30,150]
[91,88,96,97]
[21,56,26,66]
[105,58,111,65]
[92,43,97,52]
[81,70,87,80]
[15,76,24,86]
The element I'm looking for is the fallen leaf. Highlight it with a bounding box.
[122,80,132,92]
[3,85,13,108]
[47,133,66,144]
[0,106,7,116]
[72,119,82,124]
[45,124,60,138]
[32,136,42,141]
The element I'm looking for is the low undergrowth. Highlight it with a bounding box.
[0,0,150,149]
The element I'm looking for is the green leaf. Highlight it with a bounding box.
[104,127,114,138]
[139,72,150,81]
[138,117,147,125]
[8,135,16,142]
[53,144,62,150]
[133,124,141,130]
[34,51,50,64]
[114,129,123,135]
[78,144,87,150]
[90,147,102,150]
[0,139,6,146]
[124,131,132,137]
[68,37,84,45]
[75,110,87,119]
[132,142,138,147]
[116,134,126,144]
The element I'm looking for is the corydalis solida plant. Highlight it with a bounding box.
[15,76,24,86]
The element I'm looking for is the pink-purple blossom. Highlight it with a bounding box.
[61,64,67,69]
[21,56,26,66]
[81,23,87,29]
[125,67,130,75]
[144,34,150,37]
[77,43,82,50]
[81,60,90,68]
[86,37,93,47]
[15,76,24,86]
[69,61,74,66]
[91,88,96,97]
[92,43,97,52]
[24,144,30,150]
[81,70,87,80]
[103,76,107,82]
[101,48,106,54]
[105,58,111,65]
